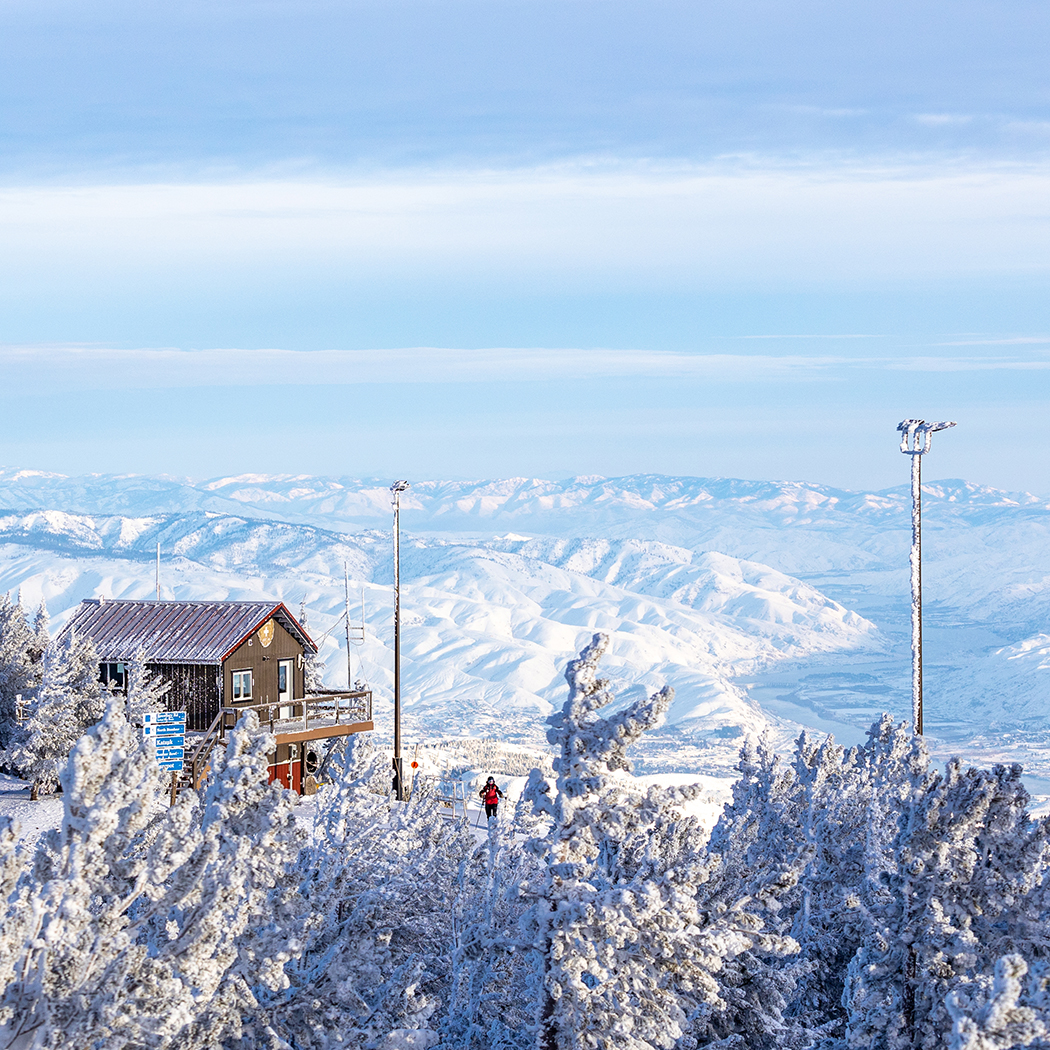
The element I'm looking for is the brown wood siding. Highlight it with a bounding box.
[222,617,305,712]
[147,662,222,732]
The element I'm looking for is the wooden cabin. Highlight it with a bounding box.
[62,598,373,792]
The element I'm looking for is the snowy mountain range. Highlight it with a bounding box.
[1,468,1048,782]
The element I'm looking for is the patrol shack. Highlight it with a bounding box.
[63,598,373,793]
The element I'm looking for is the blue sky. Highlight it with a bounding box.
[1,0,1049,490]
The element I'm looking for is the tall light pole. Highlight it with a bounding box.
[391,480,410,800]
[897,419,955,735]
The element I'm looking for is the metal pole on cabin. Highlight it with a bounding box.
[156,541,160,600]
[896,419,956,735]
[344,562,353,690]
[391,480,410,801]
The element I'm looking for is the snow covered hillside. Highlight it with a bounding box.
[0,468,1047,779]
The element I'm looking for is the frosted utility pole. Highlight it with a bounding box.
[897,418,955,735]
[391,480,410,801]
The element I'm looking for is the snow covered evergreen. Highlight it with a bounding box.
[0,703,302,1049]
[522,633,802,1050]
[442,812,543,1050]
[708,714,1050,1050]
[123,651,172,723]
[3,633,105,796]
[272,734,475,1048]
[0,595,37,750]
[2,633,1050,1048]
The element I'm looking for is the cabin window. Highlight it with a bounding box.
[232,669,252,701]
[99,662,126,689]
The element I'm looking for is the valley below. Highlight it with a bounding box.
[2,467,1048,805]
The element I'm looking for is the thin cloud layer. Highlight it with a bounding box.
[3,164,1050,291]
[3,343,1048,391]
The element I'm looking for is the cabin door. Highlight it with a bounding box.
[278,659,293,718]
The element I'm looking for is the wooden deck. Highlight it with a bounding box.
[225,689,373,738]
[181,689,373,791]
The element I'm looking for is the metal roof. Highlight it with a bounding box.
[61,600,317,664]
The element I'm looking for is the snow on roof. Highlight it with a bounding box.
[61,599,316,664]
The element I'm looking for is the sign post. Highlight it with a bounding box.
[143,711,187,773]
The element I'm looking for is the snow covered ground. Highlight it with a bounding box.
[1,468,1048,805]
[0,773,62,846]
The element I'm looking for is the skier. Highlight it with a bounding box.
[479,776,504,820]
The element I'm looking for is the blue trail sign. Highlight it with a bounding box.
[143,711,187,772]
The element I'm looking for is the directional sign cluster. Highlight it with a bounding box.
[143,711,187,772]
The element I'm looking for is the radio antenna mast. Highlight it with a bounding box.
[350,562,359,692]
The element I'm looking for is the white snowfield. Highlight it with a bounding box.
[0,468,1048,783]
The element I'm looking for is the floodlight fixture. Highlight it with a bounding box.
[897,418,956,735]
[898,419,956,456]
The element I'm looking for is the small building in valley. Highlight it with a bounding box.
[62,598,373,792]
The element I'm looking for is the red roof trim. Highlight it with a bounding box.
[219,602,317,662]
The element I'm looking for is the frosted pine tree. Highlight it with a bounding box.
[0,702,304,1050]
[5,642,86,796]
[708,734,804,905]
[0,594,35,749]
[947,955,1046,1050]
[124,650,172,723]
[442,814,542,1050]
[299,599,327,692]
[0,699,186,1048]
[708,731,871,1044]
[843,724,1050,1050]
[28,601,49,664]
[274,734,474,1048]
[143,709,305,1049]
[63,627,106,731]
[526,632,800,1050]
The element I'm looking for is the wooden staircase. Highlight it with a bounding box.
[172,708,231,799]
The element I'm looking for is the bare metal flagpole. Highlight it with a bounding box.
[896,419,955,735]
[390,480,410,801]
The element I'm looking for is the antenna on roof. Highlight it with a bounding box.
[156,541,161,601]
[344,563,352,689]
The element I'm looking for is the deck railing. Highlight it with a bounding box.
[218,689,372,738]
[177,690,372,796]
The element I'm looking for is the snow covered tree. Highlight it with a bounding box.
[842,721,1050,1050]
[947,955,1046,1050]
[272,734,475,1048]
[524,632,801,1050]
[0,702,303,1050]
[28,601,49,664]
[299,599,327,692]
[62,627,105,730]
[4,643,88,796]
[141,708,305,1049]
[123,650,172,723]
[708,729,878,1045]
[0,594,35,749]
[442,814,543,1050]
[0,699,185,1048]
[3,632,106,797]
